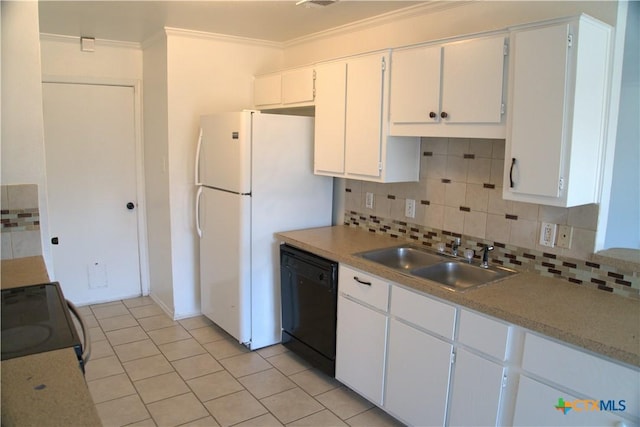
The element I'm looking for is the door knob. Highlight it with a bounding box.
[440,111,448,119]
[429,111,437,119]
[126,202,135,210]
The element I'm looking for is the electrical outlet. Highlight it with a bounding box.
[405,199,416,218]
[557,225,573,249]
[365,192,374,209]
[539,222,557,247]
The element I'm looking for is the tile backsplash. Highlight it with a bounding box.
[343,138,638,300]
[1,184,42,260]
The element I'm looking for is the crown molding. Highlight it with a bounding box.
[284,1,473,47]
[161,27,283,49]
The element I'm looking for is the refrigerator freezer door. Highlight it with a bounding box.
[199,112,252,194]
[199,187,251,344]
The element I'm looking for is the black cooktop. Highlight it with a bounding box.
[1,282,82,362]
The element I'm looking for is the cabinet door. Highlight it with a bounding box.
[385,319,451,426]
[314,61,347,175]
[521,333,639,417]
[344,53,386,178]
[335,296,387,405]
[390,45,442,125]
[441,36,505,124]
[513,376,632,427]
[254,73,282,107]
[282,67,314,105]
[448,348,504,427]
[506,24,569,198]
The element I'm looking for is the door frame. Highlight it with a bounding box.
[41,75,150,297]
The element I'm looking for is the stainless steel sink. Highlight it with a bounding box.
[410,261,517,291]
[356,246,445,271]
[355,245,517,292]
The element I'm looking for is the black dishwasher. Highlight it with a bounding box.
[280,244,338,377]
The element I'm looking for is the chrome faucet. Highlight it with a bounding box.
[481,245,494,268]
[451,237,461,257]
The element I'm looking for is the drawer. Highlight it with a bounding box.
[458,309,510,360]
[338,265,389,312]
[522,333,639,417]
[390,285,455,339]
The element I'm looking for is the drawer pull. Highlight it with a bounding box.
[353,276,372,286]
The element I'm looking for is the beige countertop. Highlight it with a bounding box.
[276,226,640,368]
[1,256,51,289]
[1,256,102,427]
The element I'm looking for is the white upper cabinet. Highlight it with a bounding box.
[253,66,315,108]
[253,73,282,107]
[281,67,314,105]
[314,61,347,176]
[389,34,507,138]
[314,51,420,183]
[344,53,386,178]
[503,16,612,207]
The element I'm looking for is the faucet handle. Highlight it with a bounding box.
[451,237,461,256]
[463,249,475,263]
[481,245,495,268]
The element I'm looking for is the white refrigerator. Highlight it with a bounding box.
[195,111,333,350]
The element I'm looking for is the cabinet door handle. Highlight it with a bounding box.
[509,158,517,188]
[429,111,437,119]
[353,276,372,286]
[440,111,448,119]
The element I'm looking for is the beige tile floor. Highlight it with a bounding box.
[77,297,405,427]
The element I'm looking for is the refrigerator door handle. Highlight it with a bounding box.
[194,128,203,186]
[196,186,203,238]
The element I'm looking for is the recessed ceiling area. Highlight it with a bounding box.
[38,1,427,44]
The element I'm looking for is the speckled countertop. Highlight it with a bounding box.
[276,226,640,368]
[1,256,102,427]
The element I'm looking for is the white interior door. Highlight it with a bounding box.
[42,82,142,305]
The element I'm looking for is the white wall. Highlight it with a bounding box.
[157,30,282,318]
[143,34,175,314]
[1,1,51,271]
[605,1,639,249]
[40,35,142,80]
[282,1,617,67]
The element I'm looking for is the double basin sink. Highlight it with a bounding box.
[355,245,517,292]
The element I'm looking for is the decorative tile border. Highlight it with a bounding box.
[1,209,40,232]
[344,211,639,300]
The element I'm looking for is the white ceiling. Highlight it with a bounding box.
[38,1,428,44]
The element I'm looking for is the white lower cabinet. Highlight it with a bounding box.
[335,265,389,406]
[385,318,452,426]
[448,309,510,427]
[385,285,456,426]
[513,375,633,427]
[513,332,640,427]
[335,296,387,405]
[333,265,639,427]
[448,348,505,427]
